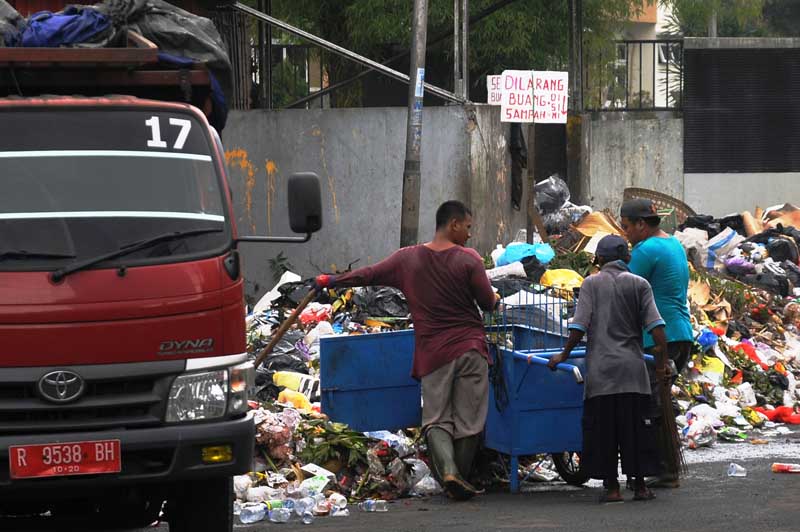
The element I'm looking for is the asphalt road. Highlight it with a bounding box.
[4,439,800,532]
[226,455,800,532]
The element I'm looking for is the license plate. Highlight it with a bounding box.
[9,439,121,479]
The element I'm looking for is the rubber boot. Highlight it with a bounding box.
[426,427,479,501]
[453,435,481,484]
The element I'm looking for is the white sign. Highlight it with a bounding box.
[533,71,569,124]
[500,70,534,123]
[486,75,503,106]
[489,70,569,123]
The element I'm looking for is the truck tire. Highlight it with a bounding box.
[551,451,590,486]
[167,477,233,532]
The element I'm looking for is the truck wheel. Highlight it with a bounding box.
[551,451,590,486]
[167,477,233,532]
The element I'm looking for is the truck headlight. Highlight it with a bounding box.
[166,370,228,422]
[228,362,255,415]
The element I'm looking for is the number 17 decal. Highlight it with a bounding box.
[145,116,192,150]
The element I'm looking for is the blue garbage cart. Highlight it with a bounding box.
[319,291,588,493]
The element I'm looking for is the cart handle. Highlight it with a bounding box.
[522,354,584,384]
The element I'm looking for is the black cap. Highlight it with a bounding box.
[620,198,660,219]
[596,235,630,260]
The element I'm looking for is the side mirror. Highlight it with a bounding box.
[288,172,322,234]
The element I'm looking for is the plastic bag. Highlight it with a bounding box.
[299,303,332,325]
[410,475,443,497]
[685,419,717,449]
[534,175,570,214]
[234,474,253,501]
[675,228,709,269]
[704,227,745,271]
[496,243,555,267]
[352,287,409,318]
[539,269,584,292]
[277,389,312,412]
[486,261,527,280]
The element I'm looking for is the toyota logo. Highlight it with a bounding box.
[38,370,85,403]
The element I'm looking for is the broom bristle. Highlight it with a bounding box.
[659,379,688,476]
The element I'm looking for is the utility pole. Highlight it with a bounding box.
[568,0,582,112]
[453,0,469,100]
[400,0,429,247]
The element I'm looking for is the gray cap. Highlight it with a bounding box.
[620,198,660,219]
[596,235,629,260]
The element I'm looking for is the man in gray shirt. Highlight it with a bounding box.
[549,235,669,503]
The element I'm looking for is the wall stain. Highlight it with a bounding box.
[311,125,340,223]
[265,160,278,233]
[225,149,257,232]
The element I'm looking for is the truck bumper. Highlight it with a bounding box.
[0,414,254,499]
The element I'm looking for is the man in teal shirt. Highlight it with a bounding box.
[621,198,693,488]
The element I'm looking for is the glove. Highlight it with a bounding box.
[315,274,335,291]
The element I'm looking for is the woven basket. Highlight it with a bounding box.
[622,187,697,233]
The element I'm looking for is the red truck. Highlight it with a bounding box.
[0,33,321,530]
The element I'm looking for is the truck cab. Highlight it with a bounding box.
[0,34,320,531]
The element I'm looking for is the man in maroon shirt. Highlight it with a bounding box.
[316,201,497,500]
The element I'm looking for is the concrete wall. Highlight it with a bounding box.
[222,105,528,303]
[685,173,800,216]
[577,111,683,215]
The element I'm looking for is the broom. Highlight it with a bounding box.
[656,365,688,478]
[253,288,317,369]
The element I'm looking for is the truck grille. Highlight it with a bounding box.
[0,363,182,433]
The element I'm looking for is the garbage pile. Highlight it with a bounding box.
[490,195,800,453]
[232,404,439,524]
[237,269,444,524]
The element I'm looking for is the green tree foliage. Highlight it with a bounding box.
[659,0,766,38]
[250,0,654,107]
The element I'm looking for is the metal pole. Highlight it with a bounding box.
[454,0,460,96]
[266,0,273,109]
[400,0,429,247]
[462,0,469,100]
[257,0,266,108]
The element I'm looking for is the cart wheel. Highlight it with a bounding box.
[551,452,589,486]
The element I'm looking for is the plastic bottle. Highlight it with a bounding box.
[301,511,315,525]
[727,463,747,477]
[239,503,268,524]
[328,493,348,511]
[294,497,315,516]
[771,462,800,473]
[268,507,292,523]
[331,507,350,517]
[358,499,388,512]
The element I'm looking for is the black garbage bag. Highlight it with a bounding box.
[783,261,800,286]
[743,271,790,297]
[680,215,721,238]
[275,281,313,307]
[99,0,232,129]
[726,320,752,340]
[491,279,533,298]
[520,255,546,282]
[768,237,800,263]
[0,0,24,46]
[352,286,409,318]
[534,175,570,215]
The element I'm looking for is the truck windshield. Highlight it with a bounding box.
[0,108,230,271]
